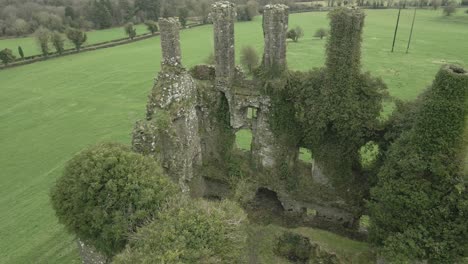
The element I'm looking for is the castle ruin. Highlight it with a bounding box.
[132,2,366,237]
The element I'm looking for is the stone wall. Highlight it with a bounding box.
[211,1,236,82]
[262,4,289,71]
[159,18,182,67]
[132,3,364,240]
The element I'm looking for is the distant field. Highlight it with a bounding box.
[0,8,467,263]
[0,24,149,57]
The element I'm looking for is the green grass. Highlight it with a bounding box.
[0,8,467,263]
[0,24,150,57]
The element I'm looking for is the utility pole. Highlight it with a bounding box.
[406,8,417,54]
[391,5,402,53]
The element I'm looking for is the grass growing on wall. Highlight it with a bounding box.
[0,9,467,263]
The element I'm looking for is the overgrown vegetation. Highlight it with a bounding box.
[114,199,248,263]
[66,28,87,51]
[0,48,15,65]
[369,66,468,263]
[50,142,178,258]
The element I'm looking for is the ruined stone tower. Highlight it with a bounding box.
[133,17,201,193]
[133,3,367,236]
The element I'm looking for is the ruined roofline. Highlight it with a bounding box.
[159,17,182,67]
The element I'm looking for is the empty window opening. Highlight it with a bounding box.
[247,107,258,119]
[299,148,313,163]
[235,129,253,151]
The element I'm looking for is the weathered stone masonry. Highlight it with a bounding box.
[133,3,363,235]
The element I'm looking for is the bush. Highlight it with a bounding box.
[369,66,468,263]
[314,28,328,39]
[443,1,457,15]
[178,7,189,27]
[237,1,258,21]
[275,232,312,262]
[18,46,24,59]
[287,26,304,42]
[35,26,50,56]
[240,45,259,74]
[124,22,136,40]
[50,142,178,258]
[144,20,158,34]
[66,28,87,51]
[114,199,248,263]
[51,31,64,54]
[0,48,16,65]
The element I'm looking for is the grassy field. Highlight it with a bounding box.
[0,8,467,263]
[0,24,150,57]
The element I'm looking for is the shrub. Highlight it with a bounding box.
[145,20,158,34]
[124,22,136,40]
[240,45,259,74]
[114,199,248,263]
[369,66,468,263]
[443,1,457,15]
[35,26,50,56]
[0,48,16,65]
[18,46,24,59]
[178,7,189,27]
[51,31,65,54]
[275,232,312,262]
[66,28,87,51]
[314,28,328,39]
[287,26,304,42]
[50,142,178,258]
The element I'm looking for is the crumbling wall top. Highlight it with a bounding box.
[159,17,182,67]
[263,4,289,11]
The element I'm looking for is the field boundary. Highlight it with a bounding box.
[0,23,204,71]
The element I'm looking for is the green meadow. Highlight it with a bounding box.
[0,8,467,263]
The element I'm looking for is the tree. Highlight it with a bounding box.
[66,28,87,51]
[237,1,258,22]
[314,28,328,39]
[199,0,211,24]
[369,65,468,263]
[114,199,248,263]
[51,31,65,55]
[443,1,457,15]
[430,0,442,9]
[287,28,298,42]
[35,27,50,56]
[124,22,136,40]
[145,20,158,34]
[240,45,259,73]
[294,26,304,41]
[18,46,24,59]
[50,142,179,258]
[178,7,189,27]
[90,0,113,29]
[0,48,16,65]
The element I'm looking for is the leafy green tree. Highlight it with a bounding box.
[145,20,158,34]
[314,28,328,39]
[0,48,16,65]
[124,22,136,40]
[443,1,457,15]
[369,65,468,263]
[66,28,87,51]
[135,0,161,20]
[294,26,304,41]
[90,0,113,29]
[51,31,65,54]
[114,199,248,263]
[178,7,189,27]
[18,46,24,59]
[35,26,50,56]
[287,28,298,42]
[240,45,259,74]
[50,142,179,258]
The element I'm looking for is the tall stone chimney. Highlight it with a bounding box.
[262,4,289,72]
[211,1,236,82]
[159,17,182,66]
